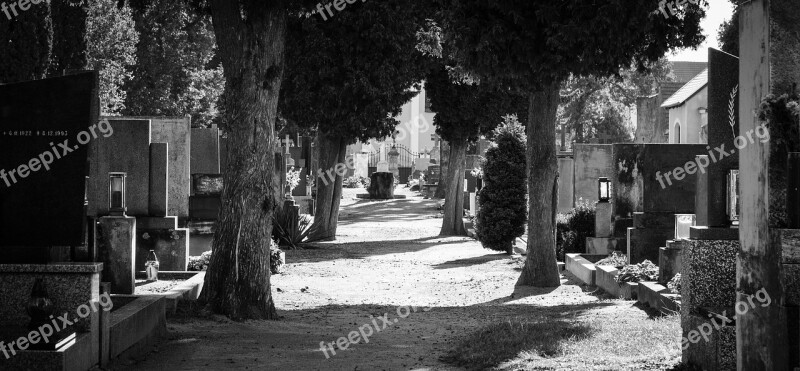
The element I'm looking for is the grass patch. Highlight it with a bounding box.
[442,305,684,370]
[440,319,592,370]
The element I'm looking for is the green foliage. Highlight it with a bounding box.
[475,115,527,252]
[190,239,284,274]
[188,251,212,271]
[615,260,659,283]
[595,251,628,269]
[0,2,52,83]
[123,0,223,127]
[343,176,369,189]
[280,0,439,144]
[556,201,596,261]
[437,0,705,89]
[668,273,682,295]
[272,209,314,250]
[717,1,739,56]
[559,59,674,144]
[86,0,138,115]
[426,65,528,143]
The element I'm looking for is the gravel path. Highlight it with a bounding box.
[109,188,623,371]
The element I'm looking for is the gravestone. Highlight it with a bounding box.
[88,119,151,217]
[696,48,739,227]
[0,72,98,250]
[354,153,369,178]
[190,126,220,175]
[612,144,707,263]
[150,117,191,223]
[149,143,169,217]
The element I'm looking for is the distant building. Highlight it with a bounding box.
[661,69,708,144]
[634,60,708,144]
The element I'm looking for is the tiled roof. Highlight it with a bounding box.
[661,69,708,109]
[671,61,708,82]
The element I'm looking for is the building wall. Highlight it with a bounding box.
[392,85,436,154]
[668,87,707,144]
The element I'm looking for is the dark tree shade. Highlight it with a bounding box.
[475,116,527,253]
[0,4,53,83]
[425,65,527,235]
[48,0,89,75]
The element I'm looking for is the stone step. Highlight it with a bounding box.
[565,254,596,286]
[638,281,680,314]
[596,265,621,298]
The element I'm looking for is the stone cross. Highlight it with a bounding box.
[282,135,292,154]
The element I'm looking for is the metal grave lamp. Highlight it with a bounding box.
[109,172,127,216]
[598,177,611,203]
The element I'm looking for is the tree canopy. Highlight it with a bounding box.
[280,0,439,144]
[437,0,706,287]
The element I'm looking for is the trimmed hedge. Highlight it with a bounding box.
[556,200,596,261]
[475,115,527,253]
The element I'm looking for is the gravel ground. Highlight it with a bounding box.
[107,188,657,371]
[134,279,184,295]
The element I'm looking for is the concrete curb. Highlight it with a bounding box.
[566,254,596,286]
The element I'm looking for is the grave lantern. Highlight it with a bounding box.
[727,170,740,225]
[109,172,127,216]
[598,177,611,203]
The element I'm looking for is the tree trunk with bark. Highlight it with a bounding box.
[199,0,286,320]
[308,132,348,241]
[440,138,467,236]
[435,141,450,199]
[517,83,562,287]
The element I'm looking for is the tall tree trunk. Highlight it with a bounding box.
[517,83,562,287]
[440,138,467,236]
[435,141,450,199]
[308,132,347,241]
[199,0,286,320]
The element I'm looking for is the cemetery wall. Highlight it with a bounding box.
[557,155,574,213]
[573,144,613,205]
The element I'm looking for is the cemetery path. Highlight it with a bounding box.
[108,188,680,371]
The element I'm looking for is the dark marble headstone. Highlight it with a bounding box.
[700,48,739,227]
[0,73,98,247]
[612,144,707,219]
